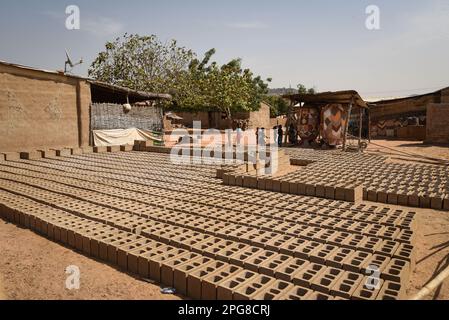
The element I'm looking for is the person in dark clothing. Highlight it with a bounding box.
[255,127,260,145]
[288,124,297,145]
[277,125,283,147]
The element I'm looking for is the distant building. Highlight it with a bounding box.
[164,101,272,131]
[369,87,449,142]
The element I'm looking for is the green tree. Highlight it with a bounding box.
[263,95,290,117]
[89,34,272,124]
[88,33,195,94]
[169,48,271,120]
[297,83,317,95]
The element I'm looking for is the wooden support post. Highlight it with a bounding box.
[342,99,353,151]
[368,109,371,142]
[358,108,363,151]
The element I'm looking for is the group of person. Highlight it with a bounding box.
[234,124,299,147]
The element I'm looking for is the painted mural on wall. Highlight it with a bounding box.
[297,107,320,142]
[371,116,425,138]
[321,104,347,146]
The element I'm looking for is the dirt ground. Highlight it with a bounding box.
[0,220,182,300]
[366,139,449,162]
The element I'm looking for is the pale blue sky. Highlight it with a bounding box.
[0,0,448,99]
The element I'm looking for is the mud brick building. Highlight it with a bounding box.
[0,60,170,152]
[165,102,272,130]
[369,87,449,141]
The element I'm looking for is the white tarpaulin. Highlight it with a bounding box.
[93,128,163,147]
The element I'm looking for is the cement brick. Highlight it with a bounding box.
[376,281,405,300]
[93,146,107,153]
[430,196,443,210]
[232,274,275,300]
[107,145,121,153]
[81,146,94,154]
[292,263,327,288]
[201,265,243,300]
[70,148,83,155]
[310,267,344,294]
[345,186,363,203]
[186,259,222,300]
[307,292,334,300]
[107,235,142,264]
[120,144,133,152]
[53,148,71,157]
[352,278,384,300]
[324,186,335,199]
[283,286,314,300]
[335,186,346,201]
[329,272,363,299]
[327,245,357,268]
[408,193,420,207]
[1,152,20,161]
[37,149,56,158]
[382,259,410,284]
[216,270,258,300]
[309,244,338,265]
[150,249,186,283]
[342,251,370,273]
[20,151,42,160]
[252,280,294,300]
[173,257,213,296]
[393,243,415,268]
[137,244,173,279]
[160,252,202,287]
[258,254,292,277]
[117,239,154,271]
[305,184,316,197]
[444,197,449,211]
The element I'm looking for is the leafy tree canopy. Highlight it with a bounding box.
[89,34,271,118]
[297,83,317,95]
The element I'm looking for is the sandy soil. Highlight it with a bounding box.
[366,139,449,162]
[407,207,449,300]
[0,220,182,300]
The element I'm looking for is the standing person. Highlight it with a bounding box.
[236,125,243,146]
[273,126,279,146]
[289,124,297,145]
[277,125,284,147]
[255,127,260,146]
[260,128,266,146]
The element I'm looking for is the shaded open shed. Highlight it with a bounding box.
[283,90,368,149]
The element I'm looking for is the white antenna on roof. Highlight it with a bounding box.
[64,49,83,73]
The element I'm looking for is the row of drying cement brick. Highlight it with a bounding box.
[3,154,413,236]
[0,194,406,300]
[0,187,415,296]
[0,176,415,283]
[0,163,415,233]
[17,152,372,215]
[365,187,449,211]
[285,148,449,197]
[0,165,414,250]
[0,173,415,253]
[0,145,134,161]
[223,164,448,211]
[221,170,364,203]
[285,150,449,211]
